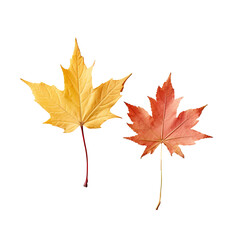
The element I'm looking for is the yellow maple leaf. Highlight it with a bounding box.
[22,39,131,132]
[21,39,131,187]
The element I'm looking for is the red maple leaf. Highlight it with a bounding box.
[125,73,212,209]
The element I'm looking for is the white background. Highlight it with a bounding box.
[0,0,239,239]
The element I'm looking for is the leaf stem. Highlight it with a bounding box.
[81,125,89,187]
[156,143,163,210]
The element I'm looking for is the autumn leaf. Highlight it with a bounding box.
[125,73,212,209]
[21,39,131,187]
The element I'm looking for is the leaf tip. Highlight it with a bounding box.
[167,72,172,83]
[74,38,81,55]
[124,101,131,108]
[120,73,132,92]
[43,119,50,125]
[204,134,213,139]
[198,104,209,114]
[75,37,78,45]
[20,78,28,84]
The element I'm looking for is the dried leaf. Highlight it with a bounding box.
[21,39,131,186]
[125,73,212,209]
[22,39,131,132]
